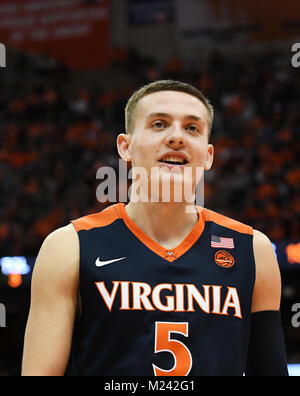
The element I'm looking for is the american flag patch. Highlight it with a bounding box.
[211,235,235,249]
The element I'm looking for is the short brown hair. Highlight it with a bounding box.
[125,80,214,136]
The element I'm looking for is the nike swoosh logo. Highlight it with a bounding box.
[95,256,126,267]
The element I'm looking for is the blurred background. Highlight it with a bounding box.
[0,0,299,376]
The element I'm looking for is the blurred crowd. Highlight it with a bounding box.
[0,47,299,257]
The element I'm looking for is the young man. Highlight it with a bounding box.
[22,80,288,376]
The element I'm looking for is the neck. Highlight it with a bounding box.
[125,201,199,249]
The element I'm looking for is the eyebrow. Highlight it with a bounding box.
[146,112,205,124]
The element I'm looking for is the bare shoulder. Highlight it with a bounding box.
[43,223,78,246]
[40,223,79,258]
[251,229,282,312]
[32,224,79,296]
[37,224,79,268]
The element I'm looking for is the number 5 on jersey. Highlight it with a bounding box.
[153,322,192,376]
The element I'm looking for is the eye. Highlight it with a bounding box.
[151,120,167,130]
[185,124,200,134]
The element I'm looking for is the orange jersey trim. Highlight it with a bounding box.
[204,208,253,236]
[71,204,252,262]
[71,204,120,232]
[116,203,206,263]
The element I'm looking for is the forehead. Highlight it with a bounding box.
[136,90,208,120]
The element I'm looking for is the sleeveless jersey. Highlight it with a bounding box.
[67,203,255,376]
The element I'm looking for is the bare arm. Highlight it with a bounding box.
[251,229,282,312]
[22,224,79,376]
[246,230,288,375]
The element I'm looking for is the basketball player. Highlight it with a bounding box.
[22,80,288,376]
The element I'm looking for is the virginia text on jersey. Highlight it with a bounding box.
[95,281,242,318]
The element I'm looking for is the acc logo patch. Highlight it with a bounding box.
[215,250,235,268]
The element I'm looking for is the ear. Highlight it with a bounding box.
[204,144,214,171]
[117,133,132,162]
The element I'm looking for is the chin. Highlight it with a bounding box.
[149,176,196,204]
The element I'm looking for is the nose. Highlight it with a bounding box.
[165,124,186,149]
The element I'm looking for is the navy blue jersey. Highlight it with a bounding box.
[67,203,255,376]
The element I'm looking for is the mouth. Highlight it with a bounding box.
[158,154,189,167]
